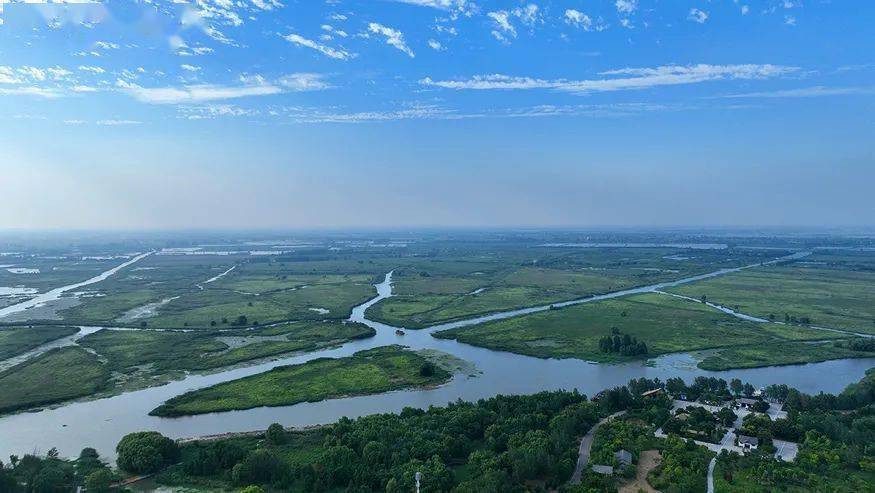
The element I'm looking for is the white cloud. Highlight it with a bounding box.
[368,23,415,58]
[282,33,353,60]
[93,41,119,50]
[421,64,798,94]
[78,65,105,74]
[564,9,592,31]
[615,0,637,15]
[0,86,63,98]
[785,15,796,26]
[488,11,516,38]
[96,119,142,126]
[181,64,202,72]
[116,79,283,104]
[688,8,708,24]
[71,85,98,92]
[740,5,750,15]
[389,0,472,17]
[277,73,331,91]
[428,39,444,51]
[721,86,875,98]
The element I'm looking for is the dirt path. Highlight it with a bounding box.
[619,449,662,493]
[569,411,626,484]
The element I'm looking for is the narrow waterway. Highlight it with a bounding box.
[0,252,153,320]
[0,253,872,462]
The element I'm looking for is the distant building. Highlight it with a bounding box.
[591,464,614,475]
[737,434,759,451]
[641,388,663,398]
[736,398,759,410]
[614,449,633,466]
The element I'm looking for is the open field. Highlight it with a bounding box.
[367,247,789,328]
[698,340,875,370]
[0,346,109,414]
[0,325,78,360]
[150,345,453,416]
[56,253,381,328]
[0,255,124,292]
[669,265,875,335]
[433,292,846,365]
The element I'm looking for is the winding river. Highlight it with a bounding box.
[0,253,873,462]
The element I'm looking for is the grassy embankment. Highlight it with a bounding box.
[0,346,109,413]
[433,292,857,368]
[0,325,79,360]
[150,345,453,417]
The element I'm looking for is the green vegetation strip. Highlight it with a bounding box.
[0,346,109,414]
[150,345,452,417]
[434,292,845,366]
[670,266,875,335]
[0,325,79,360]
[698,339,875,371]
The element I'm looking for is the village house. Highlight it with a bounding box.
[737,434,759,452]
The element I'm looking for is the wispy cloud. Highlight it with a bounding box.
[116,80,282,104]
[115,72,329,104]
[421,64,798,94]
[368,23,415,58]
[282,33,353,60]
[720,86,875,99]
[688,8,708,24]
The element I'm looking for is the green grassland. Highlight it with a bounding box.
[670,265,875,335]
[366,247,791,328]
[0,346,109,414]
[150,346,453,416]
[58,253,381,329]
[433,292,848,365]
[698,340,875,370]
[0,255,122,292]
[0,325,78,360]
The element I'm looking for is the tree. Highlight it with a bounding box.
[116,431,179,474]
[752,400,770,413]
[84,468,113,493]
[743,383,755,397]
[730,378,744,396]
[717,407,737,427]
[265,423,286,445]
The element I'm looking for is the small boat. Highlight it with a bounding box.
[395,329,406,336]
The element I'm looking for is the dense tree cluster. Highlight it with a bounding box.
[0,447,115,493]
[597,332,648,356]
[165,391,602,492]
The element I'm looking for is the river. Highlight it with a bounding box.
[0,253,872,462]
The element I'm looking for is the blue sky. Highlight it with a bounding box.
[1,1,873,229]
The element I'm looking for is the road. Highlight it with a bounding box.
[569,411,626,484]
[707,456,717,493]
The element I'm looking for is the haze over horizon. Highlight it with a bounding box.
[2,0,873,230]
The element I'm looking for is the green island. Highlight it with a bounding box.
[0,321,374,414]
[150,345,454,417]
[0,325,79,360]
[0,346,109,414]
[432,292,863,368]
[7,369,874,493]
[668,262,875,335]
[365,247,787,328]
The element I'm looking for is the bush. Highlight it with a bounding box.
[265,423,286,445]
[116,431,180,474]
